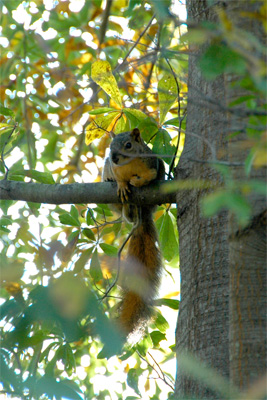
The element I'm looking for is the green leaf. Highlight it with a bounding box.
[150,330,166,347]
[127,368,141,397]
[59,213,81,227]
[90,250,102,281]
[94,204,114,216]
[9,169,55,184]
[86,209,94,225]
[73,247,94,273]
[0,354,21,392]
[157,212,178,261]
[0,105,15,117]
[99,243,117,256]
[199,43,247,80]
[36,376,83,400]
[82,228,95,241]
[0,217,12,226]
[155,298,179,310]
[164,117,181,127]
[158,72,177,124]
[154,311,169,333]
[228,95,255,107]
[151,0,172,21]
[89,107,117,115]
[70,205,79,221]
[137,116,158,143]
[201,189,251,225]
[123,108,147,128]
[152,128,175,165]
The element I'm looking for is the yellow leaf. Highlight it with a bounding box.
[0,123,14,135]
[113,114,126,133]
[91,60,122,107]
[253,149,267,168]
[0,123,12,129]
[145,378,150,392]
[72,52,93,66]
[5,282,22,295]
[113,0,127,9]
[158,73,177,124]
[85,112,119,145]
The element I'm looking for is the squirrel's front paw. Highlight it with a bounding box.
[117,181,130,202]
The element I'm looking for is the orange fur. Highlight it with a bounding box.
[102,129,165,338]
[118,210,162,336]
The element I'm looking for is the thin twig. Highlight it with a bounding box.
[98,0,113,48]
[164,57,182,179]
[137,350,175,391]
[114,14,156,74]
[101,221,137,299]
[23,28,33,170]
[1,123,18,179]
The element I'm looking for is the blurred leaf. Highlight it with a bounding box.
[90,250,102,281]
[199,43,247,80]
[73,247,94,273]
[155,298,179,310]
[178,352,239,399]
[9,169,55,184]
[150,330,166,346]
[0,105,15,117]
[127,368,141,397]
[0,353,21,392]
[202,189,251,225]
[35,376,83,400]
[0,123,14,133]
[154,311,169,333]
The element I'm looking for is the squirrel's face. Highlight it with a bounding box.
[110,128,143,166]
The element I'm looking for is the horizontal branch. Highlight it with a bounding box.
[0,180,176,205]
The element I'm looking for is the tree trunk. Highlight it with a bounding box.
[225,2,267,390]
[175,1,266,398]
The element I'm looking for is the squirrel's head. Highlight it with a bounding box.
[110,128,144,165]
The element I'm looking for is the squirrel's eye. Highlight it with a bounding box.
[125,142,132,149]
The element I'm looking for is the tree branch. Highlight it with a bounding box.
[0,180,176,205]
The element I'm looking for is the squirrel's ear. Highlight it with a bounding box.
[131,128,141,142]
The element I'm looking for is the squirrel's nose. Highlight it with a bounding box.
[112,153,119,164]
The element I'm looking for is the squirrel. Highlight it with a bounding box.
[102,128,165,338]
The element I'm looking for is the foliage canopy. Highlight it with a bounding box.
[0,0,266,399]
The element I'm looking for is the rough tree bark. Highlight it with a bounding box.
[175,1,266,398]
[225,2,267,391]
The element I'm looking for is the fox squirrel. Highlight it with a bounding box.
[103,128,165,337]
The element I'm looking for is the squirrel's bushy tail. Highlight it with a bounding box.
[118,207,162,336]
